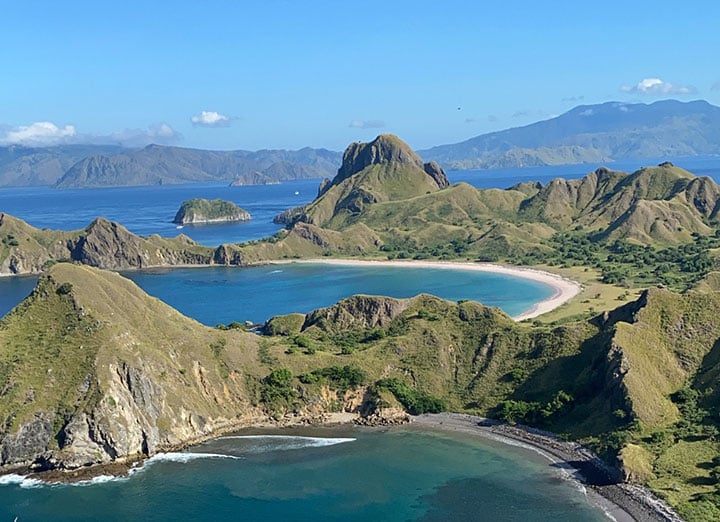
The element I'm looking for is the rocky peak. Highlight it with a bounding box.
[423,160,450,189]
[330,134,449,189]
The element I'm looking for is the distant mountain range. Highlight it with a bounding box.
[0,144,123,187]
[420,99,720,169]
[0,144,341,188]
[2,99,720,188]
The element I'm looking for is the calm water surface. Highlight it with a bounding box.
[0,428,608,522]
[0,263,553,323]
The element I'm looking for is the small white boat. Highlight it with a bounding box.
[294,191,300,195]
[176,225,184,229]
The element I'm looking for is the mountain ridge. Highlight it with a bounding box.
[0,144,342,188]
[420,99,720,169]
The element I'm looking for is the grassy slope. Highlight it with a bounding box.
[4,263,720,520]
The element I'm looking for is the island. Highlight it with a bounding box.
[4,134,720,520]
[172,198,251,225]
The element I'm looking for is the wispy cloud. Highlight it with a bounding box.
[621,78,697,95]
[348,119,385,129]
[511,110,531,118]
[104,123,181,147]
[2,121,77,145]
[0,121,181,147]
[464,118,476,124]
[191,110,232,127]
[487,114,499,123]
[712,81,720,91]
[562,95,585,103]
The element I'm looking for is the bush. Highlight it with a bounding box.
[376,378,445,415]
[299,365,366,390]
[260,368,296,410]
[293,335,311,348]
[56,282,73,295]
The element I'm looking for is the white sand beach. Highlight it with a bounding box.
[273,258,581,321]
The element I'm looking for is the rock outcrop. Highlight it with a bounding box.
[329,134,449,191]
[278,134,451,229]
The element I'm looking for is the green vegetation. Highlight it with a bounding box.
[260,368,297,413]
[299,365,366,391]
[173,198,250,224]
[376,378,446,414]
[518,230,720,291]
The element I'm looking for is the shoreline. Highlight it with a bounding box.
[410,413,682,522]
[1,412,682,522]
[270,258,582,321]
[0,258,583,321]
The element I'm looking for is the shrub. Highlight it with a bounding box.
[376,378,445,415]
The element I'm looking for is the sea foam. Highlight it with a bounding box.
[218,435,355,452]
[0,473,44,489]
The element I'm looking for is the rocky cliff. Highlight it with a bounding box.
[0,264,263,470]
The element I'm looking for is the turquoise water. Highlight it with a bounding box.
[1,264,553,323]
[122,263,554,324]
[0,428,607,521]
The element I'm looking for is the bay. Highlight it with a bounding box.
[0,428,607,522]
[0,262,553,323]
[122,263,554,325]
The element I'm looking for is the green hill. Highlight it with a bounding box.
[0,212,216,275]
[3,263,720,519]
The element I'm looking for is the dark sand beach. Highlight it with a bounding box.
[410,413,683,522]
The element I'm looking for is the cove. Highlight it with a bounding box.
[0,427,608,522]
[122,262,555,325]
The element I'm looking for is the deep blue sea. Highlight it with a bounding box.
[4,158,720,521]
[1,156,717,247]
[0,428,608,522]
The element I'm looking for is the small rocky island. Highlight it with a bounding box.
[172,198,251,225]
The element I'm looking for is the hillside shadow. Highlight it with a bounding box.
[507,327,627,438]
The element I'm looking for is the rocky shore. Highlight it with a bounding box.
[411,413,683,522]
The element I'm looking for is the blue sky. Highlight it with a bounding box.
[2,0,719,151]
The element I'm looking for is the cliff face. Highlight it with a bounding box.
[0,265,265,470]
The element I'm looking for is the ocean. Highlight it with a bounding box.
[0,428,608,522]
[1,156,717,247]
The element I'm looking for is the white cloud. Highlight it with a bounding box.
[191,110,231,127]
[0,121,181,147]
[348,120,385,129]
[2,121,76,145]
[104,123,182,146]
[621,78,697,95]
